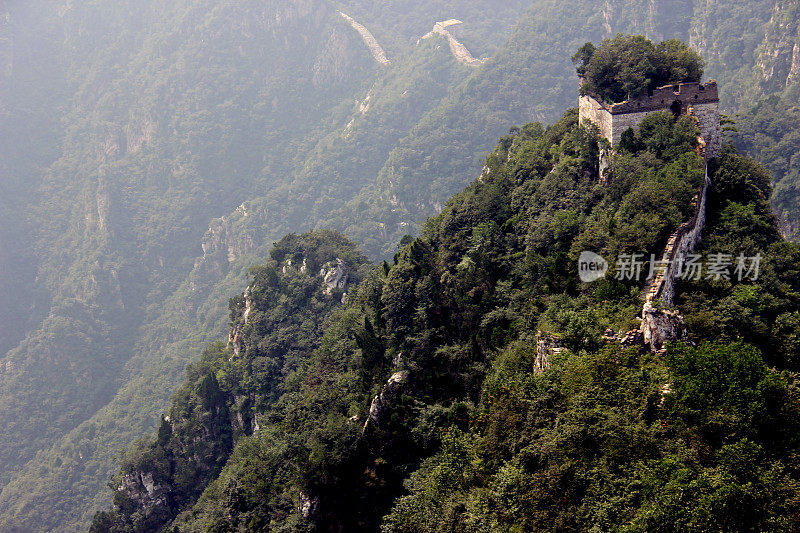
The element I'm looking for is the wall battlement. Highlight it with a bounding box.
[579,80,721,159]
[577,80,721,351]
[592,81,719,114]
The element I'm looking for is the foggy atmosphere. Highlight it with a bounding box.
[1,1,800,531]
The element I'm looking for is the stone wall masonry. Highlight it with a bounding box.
[579,81,721,157]
[338,11,389,65]
[422,19,485,66]
[581,101,720,154]
[579,94,614,141]
[646,165,710,307]
[691,102,721,158]
[608,81,719,114]
[606,108,652,147]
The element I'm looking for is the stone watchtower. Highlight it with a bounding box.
[578,80,723,352]
[578,80,721,160]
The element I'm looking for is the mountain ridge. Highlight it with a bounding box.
[0,1,798,530]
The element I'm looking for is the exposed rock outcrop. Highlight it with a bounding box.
[320,258,348,295]
[117,471,169,512]
[640,302,691,353]
[344,85,374,136]
[190,204,255,286]
[228,286,253,356]
[299,491,320,519]
[364,370,410,431]
[757,0,800,88]
[535,332,565,375]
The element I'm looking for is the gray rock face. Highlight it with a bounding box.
[640,302,690,352]
[191,204,256,287]
[117,471,169,511]
[228,286,253,356]
[365,370,410,430]
[756,0,800,88]
[320,258,348,295]
[299,490,320,519]
[535,332,565,375]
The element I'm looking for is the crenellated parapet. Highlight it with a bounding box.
[579,81,721,159]
[645,166,711,306]
[639,164,711,352]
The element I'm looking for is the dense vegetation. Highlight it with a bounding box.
[573,34,705,103]
[735,88,800,240]
[2,1,799,530]
[0,2,536,528]
[92,105,800,531]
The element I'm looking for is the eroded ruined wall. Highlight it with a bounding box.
[607,109,653,146]
[579,95,613,141]
[646,167,711,306]
[579,95,664,148]
[579,81,721,156]
[691,101,721,158]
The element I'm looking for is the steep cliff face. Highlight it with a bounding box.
[688,0,800,105]
[91,231,368,532]
[4,1,800,530]
[117,471,169,512]
[364,370,410,430]
[757,0,800,91]
[601,0,693,42]
[191,205,257,286]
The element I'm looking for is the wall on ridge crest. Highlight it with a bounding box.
[579,82,722,158]
[646,166,710,307]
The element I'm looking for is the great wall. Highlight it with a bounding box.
[578,79,721,351]
[579,81,722,157]
[422,19,485,66]
[645,166,711,307]
[337,13,485,68]
[338,11,390,65]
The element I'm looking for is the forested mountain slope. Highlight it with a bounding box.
[0,1,531,529]
[735,86,800,240]
[94,109,800,531]
[0,0,378,491]
[0,0,798,530]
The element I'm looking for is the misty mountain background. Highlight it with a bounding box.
[0,0,798,529]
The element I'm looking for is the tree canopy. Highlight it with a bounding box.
[90,106,800,532]
[574,34,705,103]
